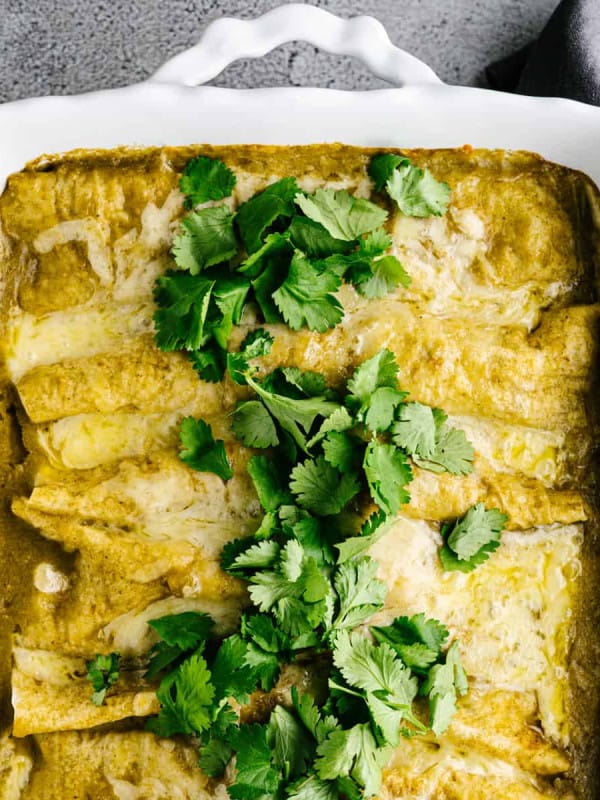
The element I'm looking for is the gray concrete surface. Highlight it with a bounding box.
[0,0,559,102]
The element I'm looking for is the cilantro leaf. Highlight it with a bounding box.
[276,367,330,398]
[332,631,422,746]
[248,540,330,636]
[211,635,261,704]
[268,705,313,781]
[86,653,120,706]
[355,254,411,299]
[372,614,449,674]
[363,387,406,433]
[332,556,387,630]
[295,189,387,242]
[273,251,344,333]
[178,417,233,480]
[245,374,342,453]
[239,232,291,279]
[346,349,399,409]
[356,227,392,258]
[228,723,281,799]
[153,273,213,352]
[198,736,234,777]
[247,454,292,511]
[239,232,292,323]
[335,510,390,564]
[172,207,237,274]
[334,229,411,299]
[144,612,215,682]
[244,642,281,691]
[413,423,475,475]
[315,724,389,798]
[386,161,451,218]
[227,328,274,385]
[288,215,353,257]
[322,431,362,473]
[292,688,340,745]
[242,613,288,654]
[179,155,236,207]
[363,441,412,514]
[146,652,215,737]
[332,631,418,708]
[237,178,298,253]
[230,540,280,572]
[392,405,475,475]
[188,342,226,382]
[446,503,507,561]
[144,642,185,680]
[148,612,214,651]
[232,401,279,449]
[392,402,438,459]
[439,538,501,573]
[221,536,262,573]
[307,407,355,448]
[290,456,360,516]
[211,276,251,349]
[368,153,407,192]
[287,775,339,800]
[280,506,336,567]
[422,641,468,736]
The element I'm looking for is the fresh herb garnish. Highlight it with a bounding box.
[294,188,388,242]
[179,155,237,208]
[273,250,344,333]
[86,652,120,706]
[178,417,233,480]
[154,155,423,382]
[172,206,238,273]
[439,503,507,572]
[392,403,475,475]
[99,349,480,798]
[369,153,451,217]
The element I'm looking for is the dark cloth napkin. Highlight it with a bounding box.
[486,0,600,105]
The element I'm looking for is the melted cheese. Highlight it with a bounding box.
[32,563,69,594]
[371,519,581,743]
[34,218,113,286]
[394,208,569,329]
[0,734,33,800]
[12,646,86,686]
[21,731,213,800]
[34,410,185,470]
[447,414,566,484]
[5,302,154,381]
[383,736,537,796]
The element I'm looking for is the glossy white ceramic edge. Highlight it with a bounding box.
[1,3,600,189]
[151,4,442,88]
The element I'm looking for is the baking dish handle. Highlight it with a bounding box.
[149,3,442,88]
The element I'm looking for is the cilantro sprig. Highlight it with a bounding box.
[179,155,236,208]
[95,347,503,799]
[86,652,120,706]
[369,153,451,217]
[439,502,507,572]
[178,417,233,480]
[228,347,475,514]
[154,155,425,383]
[135,336,486,796]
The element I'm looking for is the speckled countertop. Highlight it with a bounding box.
[0,0,559,101]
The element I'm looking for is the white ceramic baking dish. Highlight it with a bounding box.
[1,2,600,192]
